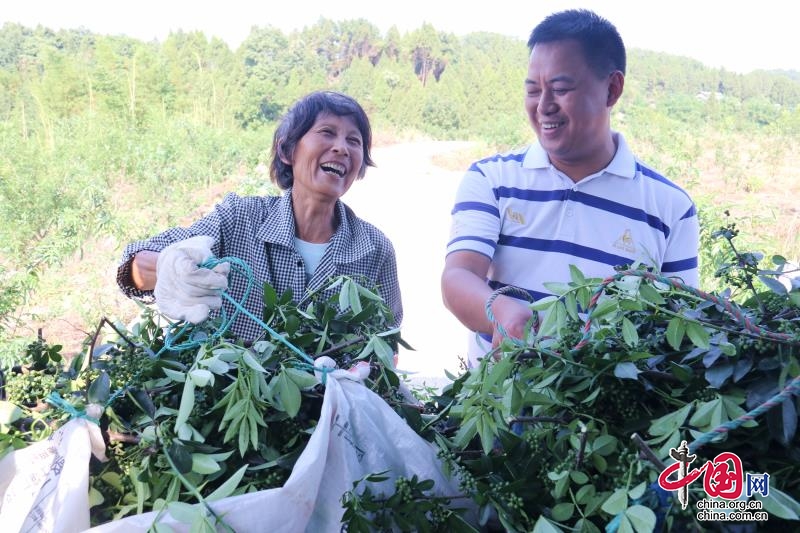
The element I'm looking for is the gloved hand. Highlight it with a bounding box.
[154,235,230,323]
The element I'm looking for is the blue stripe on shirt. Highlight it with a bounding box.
[494,186,671,238]
[662,256,698,273]
[498,235,634,267]
[571,191,671,238]
[452,201,500,217]
[494,186,568,202]
[448,235,498,251]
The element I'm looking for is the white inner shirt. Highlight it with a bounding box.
[294,237,329,281]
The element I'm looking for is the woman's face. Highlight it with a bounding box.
[284,112,364,202]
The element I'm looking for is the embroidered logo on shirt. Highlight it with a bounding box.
[613,229,637,253]
[505,207,526,225]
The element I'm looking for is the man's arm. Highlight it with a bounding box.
[441,250,532,346]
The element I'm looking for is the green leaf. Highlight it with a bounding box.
[372,336,395,368]
[199,356,230,374]
[167,501,199,523]
[175,379,196,429]
[188,369,214,387]
[601,488,628,515]
[625,505,656,533]
[284,367,319,389]
[589,297,618,320]
[564,291,580,321]
[542,282,572,296]
[621,317,639,347]
[638,283,665,305]
[339,279,351,312]
[452,416,478,449]
[665,318,686,351]
[756,486,800,519]
[530,295,559,311]
[263,282,277,318]
[569,264,587,285]
[0,401,23,424]
[685,322,710,349]
[168,442,193,474]
[532,515,564,533]
[689,398,719,428]
[590,435,619,456]
[207,465,249,502]
[191,453,221,475]
[648,402,693,438]
[276,373,301,417]
[241,350,267,373]
[614,362,640,380]
[551,502,574,521]
[348,279,362,314]
[162,367,187,383]
[88,371,111,404]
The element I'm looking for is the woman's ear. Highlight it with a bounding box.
[277,141,293,165]
[607,70,625,107]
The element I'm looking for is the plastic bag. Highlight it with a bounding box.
[88,362,469,532]
[0,417,107,533]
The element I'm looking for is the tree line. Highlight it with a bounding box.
[0,17,799,350]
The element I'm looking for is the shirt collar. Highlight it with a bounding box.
[522,131,636,180]
[257,188,374,262]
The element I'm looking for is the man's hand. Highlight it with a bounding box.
[155,236,230,323]
[489,294,534,349]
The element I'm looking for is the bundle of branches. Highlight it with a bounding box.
[404,249,800,531]
[3,227,800,532]
[0,276,427,530]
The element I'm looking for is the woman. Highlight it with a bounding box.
[117,91,402,342]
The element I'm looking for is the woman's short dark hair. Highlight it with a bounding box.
[527,9,626,79]
[269,91,376,190]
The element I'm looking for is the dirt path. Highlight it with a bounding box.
[342,140,474,384]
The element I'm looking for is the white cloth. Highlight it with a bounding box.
[154,236,230,323]
[87,360,474,532]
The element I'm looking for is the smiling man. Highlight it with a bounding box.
[441,9,699,367]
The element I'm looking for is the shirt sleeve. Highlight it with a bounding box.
[375,238,403,328]
[116,195,238,301]
[661,202,700,288]
[446,164,501,260]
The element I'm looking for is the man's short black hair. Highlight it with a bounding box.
[527,9,626,78]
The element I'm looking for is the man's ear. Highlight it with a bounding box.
[607,70,625,107]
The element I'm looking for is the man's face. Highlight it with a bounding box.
[524,39,622,178]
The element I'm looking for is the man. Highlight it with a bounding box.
[441,9,699,367]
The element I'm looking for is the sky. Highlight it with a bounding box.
[1,0,796,74]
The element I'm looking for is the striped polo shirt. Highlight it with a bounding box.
[447,132,699,363]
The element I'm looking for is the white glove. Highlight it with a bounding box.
[154,235,230,324]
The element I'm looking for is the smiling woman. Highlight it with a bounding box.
[116,90,403,341]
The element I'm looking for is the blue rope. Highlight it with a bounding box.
[45,391,100,425]
[52,256,334,421]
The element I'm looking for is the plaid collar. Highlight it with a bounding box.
[256,188,375,263]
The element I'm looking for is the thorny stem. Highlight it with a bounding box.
[721,230,765,314]
[631,432,667,471]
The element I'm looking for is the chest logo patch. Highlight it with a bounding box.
[505,207,526,225]
[613,229,636,253]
